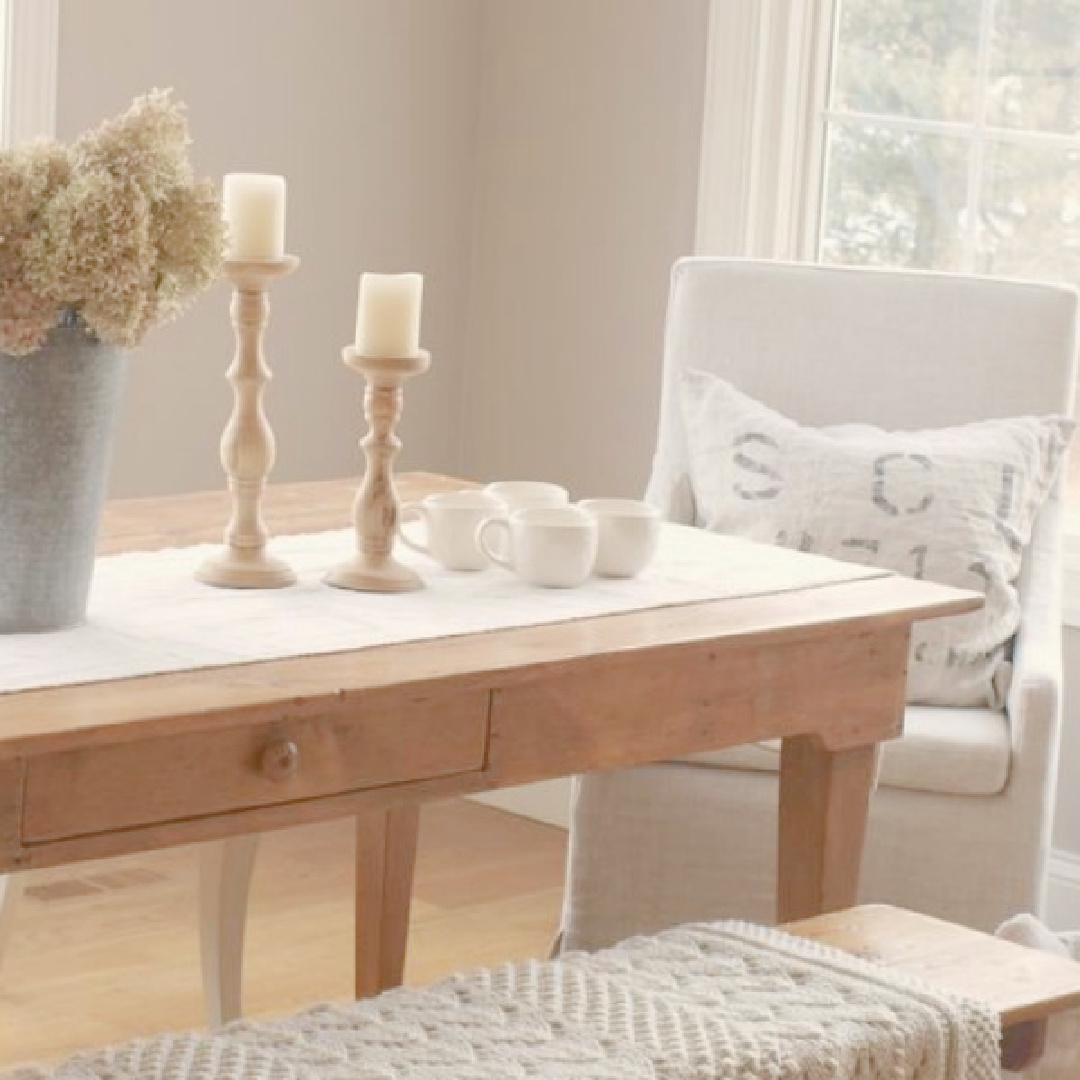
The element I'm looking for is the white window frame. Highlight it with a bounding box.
[695,0,835,260]
[3,0,59,146]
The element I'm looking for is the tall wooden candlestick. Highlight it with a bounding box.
[196,256,299,589]
[326,347,431,592]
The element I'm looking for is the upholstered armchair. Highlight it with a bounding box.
[559,258,1078,951]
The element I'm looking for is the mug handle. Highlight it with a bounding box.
[398,502,431,557]
[476,516,513,570]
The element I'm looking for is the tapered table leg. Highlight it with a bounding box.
[777,736,879,923]
[355,804,421,998]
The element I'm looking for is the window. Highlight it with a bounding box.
[821,0,1080,285]
[698,0,1080,283]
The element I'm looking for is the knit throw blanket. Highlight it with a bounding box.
[8,922,1001,1080]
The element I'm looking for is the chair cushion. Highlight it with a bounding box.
[679,369,1071,708]
[684,705,1010,797]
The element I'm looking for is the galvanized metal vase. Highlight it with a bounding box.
[0,317,125,632]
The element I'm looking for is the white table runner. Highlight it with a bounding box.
[0,525,888,694]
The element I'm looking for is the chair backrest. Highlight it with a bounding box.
[649,258,1078,519]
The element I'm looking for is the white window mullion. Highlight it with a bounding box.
[963,0,999,273]
[806,3,842,260]
[821,106,1080,150]
[819,110,974,139]
[4,0,58,147]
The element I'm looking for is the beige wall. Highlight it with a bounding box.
[57,0,483,498]
[462,0,710,498]
[57,0,711,501]
[465,0,710,828]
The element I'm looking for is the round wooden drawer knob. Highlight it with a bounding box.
[260,739,300,781]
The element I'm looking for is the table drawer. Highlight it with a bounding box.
[22,687,489,842]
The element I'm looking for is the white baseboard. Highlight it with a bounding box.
[470,779,572,829]
[1045,849,1080,930]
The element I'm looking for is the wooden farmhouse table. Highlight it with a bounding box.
[0,474,981,999]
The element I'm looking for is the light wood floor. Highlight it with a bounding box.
[0,800,567,1068]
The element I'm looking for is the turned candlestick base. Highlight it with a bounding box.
[198,255,299,590]
[324,552,423,593]
[196,548,297,590]
[326,348,430,594]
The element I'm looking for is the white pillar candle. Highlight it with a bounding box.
[222,173,286,259]
[355,273,424,357]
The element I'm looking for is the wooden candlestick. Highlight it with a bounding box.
[326,347,431,593]
[196,256,299,589]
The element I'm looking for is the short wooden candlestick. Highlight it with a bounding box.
[326,347,431,593]
[196,255,299,590]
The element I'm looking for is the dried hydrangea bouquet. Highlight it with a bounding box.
[0,90,224,632]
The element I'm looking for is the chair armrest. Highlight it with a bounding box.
[1007,495,1065,758]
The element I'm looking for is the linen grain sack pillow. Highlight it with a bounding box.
[679,369,1072,708]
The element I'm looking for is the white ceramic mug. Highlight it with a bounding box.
[483,480,570,512]
[476,506,598,588]
[579,498,662,578]
[399,490,504,571]
[482,482,570,559]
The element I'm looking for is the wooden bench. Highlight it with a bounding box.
[785,904,1080,1071]
[16,906,1071,1078]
